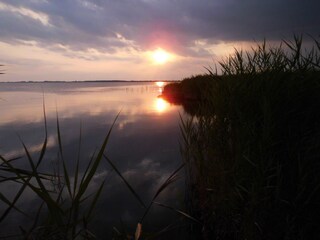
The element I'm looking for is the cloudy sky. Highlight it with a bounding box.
[0,0,319,81]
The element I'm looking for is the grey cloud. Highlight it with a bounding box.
[0,11,54,41]
[0,7,130,54]
[0,0,319,57]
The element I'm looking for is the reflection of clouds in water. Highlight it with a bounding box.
[3,135,56,158]
[122,158,163,191]
[0,82,178,126]
[92,169,109,182]
[139,158,160,168]
[0,82,183,238]
[116,158,183,204]
[118,119,135,131]
[0,180,38,204]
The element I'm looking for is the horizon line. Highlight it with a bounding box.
[0,79,181,83]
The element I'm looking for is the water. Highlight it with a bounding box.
[0,82,185,238]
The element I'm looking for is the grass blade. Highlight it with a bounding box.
[75,112,120,202]
[73,122,82,199]
[153,201,201,224]
[104,155,146,208]
[86,180,105,221]
[140,163,185,223]
[135,223,142,240]
[36,99,48,168]
[56,112,73,198]
[0,192,28,220]
[1,154,63,223]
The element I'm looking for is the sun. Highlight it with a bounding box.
[152,48,170,64]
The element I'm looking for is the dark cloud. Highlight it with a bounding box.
[0,0,319,57]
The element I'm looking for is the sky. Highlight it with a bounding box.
[0,0,319,81]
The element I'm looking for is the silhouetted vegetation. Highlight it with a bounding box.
[2,35,320,239]
[174,36,320,239]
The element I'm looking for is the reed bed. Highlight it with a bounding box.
[179,36,320,239]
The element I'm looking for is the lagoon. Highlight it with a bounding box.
[0,81,185,238]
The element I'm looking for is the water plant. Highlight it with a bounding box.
[178,35,320,239]
[0,109,119,239]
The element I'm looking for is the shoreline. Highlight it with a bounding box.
[0,80,181,84]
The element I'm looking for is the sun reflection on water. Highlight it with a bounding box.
[155,98,168,113]
[155,81,165,93]
[156,81,165,87]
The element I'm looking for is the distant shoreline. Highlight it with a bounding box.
[0,80,181,83]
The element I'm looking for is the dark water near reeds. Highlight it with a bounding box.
[0,81,185,238]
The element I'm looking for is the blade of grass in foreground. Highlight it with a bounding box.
[73,122,82,199]
[0,107,49,222]
[0,192,28,219]
[15,138,64,222]
[104,155,146,209]
[140,163,185,223]
[86,180,105,221]
[79,149,96,188]
[152,201,201,224]
[75,112,120,202]
[56,112,72,198]
[1,152,63,223]
[135,163,183,237]
[0,155,33,222]
[36,100,48,168]
[146,220,187,240]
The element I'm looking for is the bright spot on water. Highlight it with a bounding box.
[156,81,165,87]
[155,98,168,113]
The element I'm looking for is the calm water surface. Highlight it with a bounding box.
[0,82,185,238]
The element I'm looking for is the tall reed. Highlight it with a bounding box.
[180,36,320,240]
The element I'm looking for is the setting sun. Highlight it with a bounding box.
[152,48,170,64]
